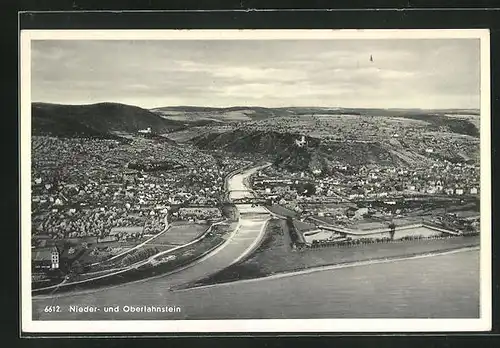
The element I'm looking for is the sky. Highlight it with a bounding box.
[31,39,481,109]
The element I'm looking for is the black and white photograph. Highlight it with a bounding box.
[20,29,491,333]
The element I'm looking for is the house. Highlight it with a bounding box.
[295,135,306,147]
[32,246,59,271]
[138,127,152,134]
[178,207,222,221]
[354,207,369,219]
[123,170,139,184]
[109,226,144,239]
[470,187,478,194]
[427,187,437,194]
[346,206,358,218]
[456,188,464,195]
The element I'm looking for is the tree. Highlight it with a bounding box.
[70,260,84,275]
[303,182,316,196]
[388,221,396,240]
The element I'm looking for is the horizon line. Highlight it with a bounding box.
[31,100,481,112]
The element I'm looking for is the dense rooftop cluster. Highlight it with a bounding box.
[252,158,480,233]
[31,136,254,241]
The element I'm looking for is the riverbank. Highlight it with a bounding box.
[32,248,480,320]
[184,218,480,289]
[181,245,479,293]
[32,222,231,295]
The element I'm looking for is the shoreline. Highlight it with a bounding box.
[32,238,478,300]
[176,243,479,292]
[31,160,479,301]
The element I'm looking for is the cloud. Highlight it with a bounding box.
[31,39,480,109]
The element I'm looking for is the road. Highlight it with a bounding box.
[33,163,272,303]
[105,215,170,263]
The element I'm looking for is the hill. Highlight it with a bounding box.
[32,102,185,138]
[191,129,405,171]
[150,106,294,123]
[152,106,480,137]
[192,130,319,170]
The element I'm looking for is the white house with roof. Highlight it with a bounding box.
[295,135,306,147]
[138,127,152,134]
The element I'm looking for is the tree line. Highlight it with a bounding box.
[121,247,159,267]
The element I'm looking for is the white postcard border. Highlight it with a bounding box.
[20,29,492,333]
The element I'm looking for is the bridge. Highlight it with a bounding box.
[231,197,269,205]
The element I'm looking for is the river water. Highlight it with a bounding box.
[33,248,479,320]
[227,163,270,200]
[32,163,479,320]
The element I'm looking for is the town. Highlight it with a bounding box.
[31,110,481,291]
[31,133,255,287]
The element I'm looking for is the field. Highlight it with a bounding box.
[311,216,340,225]
[145,222,209,247]
[162,127,212,142]
[311,215,429,230]
[345,217,421,230]
[191,218,480,287]
[110,226,143,234]
[292,219,317,232]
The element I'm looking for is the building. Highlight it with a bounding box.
[32,246,60,271]
[317,224,458,241]
[178,207,222,221]
[295,135,306,147]
[138,127,152,134]
[354,207,369,218]
[51,247,59,269]
[109,226,144,240]
[123,170,139,184]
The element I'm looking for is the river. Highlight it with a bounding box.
[33,248,479,320]
[31,163,479,320]
[227,163,271,200]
